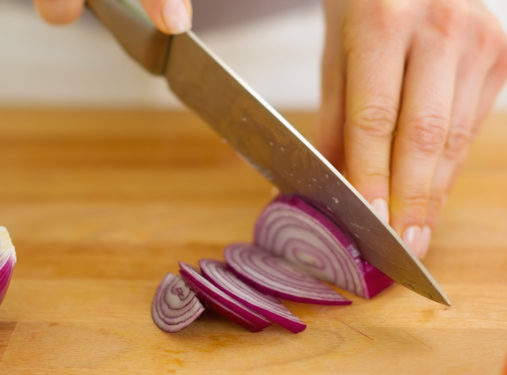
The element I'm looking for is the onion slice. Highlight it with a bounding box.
[254,195,393,299]
[224,243,351,305]
[151,272,205,333]
[0,227,16,305]
[199,259,306,333]
[179,262,271,332]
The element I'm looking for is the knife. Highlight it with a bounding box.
[87,0,450,305]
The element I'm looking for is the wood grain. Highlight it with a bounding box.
[0,109,505,374]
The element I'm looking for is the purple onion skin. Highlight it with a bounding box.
[0,227,16,305]
[0,257,15,304]
[361,262,394,299]
[254,195,393,299]
[179,262,271,332]
[199,259,307,333]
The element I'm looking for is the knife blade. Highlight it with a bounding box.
[87,0,450,305]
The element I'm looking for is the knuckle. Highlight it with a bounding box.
[347,167,390,190]
[469,122,482,141]
[360,169,390,182]
[407,114,449,155]
[370,1,408,32]
[473,13,504,54]
[425,204,440,228]
[474,17,494,51]
[444,125,471,159]
[350,100,398,139]
[428,0,469,39]
[345,0,412,45]
[399,190,431,212]
[429,192,444,209]
[427,193,445,218]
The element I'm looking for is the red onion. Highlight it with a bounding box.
[224,243,351,305]
[254,195,393,299]
[199,259,306,333]
[179,261,271,332]
[0,227,16,305]
[150,194,396,333]
[151,272,205,333]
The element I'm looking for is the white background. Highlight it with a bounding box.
[1,0,506,110]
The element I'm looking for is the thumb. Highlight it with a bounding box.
[141,0,192,35]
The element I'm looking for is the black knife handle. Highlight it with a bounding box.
[86,0,171,75]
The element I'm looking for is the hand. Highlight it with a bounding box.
[316,0,507,258]
[33,0,192,34]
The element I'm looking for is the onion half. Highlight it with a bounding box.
[0,227,16,305]
[199,259,306,333]
[179,262,271,332]
[151,272,205,333]
[254,195,393,299]
[224,243,351,305]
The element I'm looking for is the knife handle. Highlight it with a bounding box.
[86,0,171,75]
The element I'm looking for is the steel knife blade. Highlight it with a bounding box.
[87,0,450,305]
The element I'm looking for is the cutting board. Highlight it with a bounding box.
[0,109,505,374]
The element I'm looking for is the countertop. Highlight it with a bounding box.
[0,109,505,374]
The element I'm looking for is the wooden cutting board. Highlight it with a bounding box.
[0,109,505,375]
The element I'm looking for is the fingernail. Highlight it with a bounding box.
[402,225,422,258]
[419,226,432,259]
[370,198,389,223]
[162,0,191,34]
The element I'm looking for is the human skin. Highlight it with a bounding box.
[33,0,192,34]
[34,0,507,258]
[315,0,507,258]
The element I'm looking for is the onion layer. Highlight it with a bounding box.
[151,272,205,333]
[254,195,393,299]
[0,227,16,305]
[199,259,306,333]
[224,243,351,305]
[179,262,271,332]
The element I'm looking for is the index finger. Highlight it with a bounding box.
[343,5,411,223]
